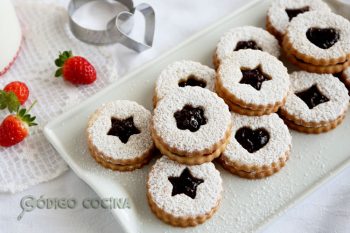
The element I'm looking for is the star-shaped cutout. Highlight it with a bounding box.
[107,116,140,143]
[295,84,329,109]
[239,65,271,91]
[173,105,207,132]
[168,167,204,199]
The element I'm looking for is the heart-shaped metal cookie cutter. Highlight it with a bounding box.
[68,0,155,52]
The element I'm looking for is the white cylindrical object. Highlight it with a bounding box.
[0,0,22,76]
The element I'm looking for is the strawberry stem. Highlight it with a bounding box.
[26,100,37,114]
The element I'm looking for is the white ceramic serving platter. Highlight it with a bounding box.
[44,0,350,232]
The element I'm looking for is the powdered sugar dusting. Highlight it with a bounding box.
[87,100,153,160]
[218,49,290,105]
[153,87,231,153]
[287,11,350,60]
[267,0,331,35]
[343,66,350,82]
[281,71,349,123]
[155,60,216,101]
[216,26,280,62]
[147,156,222,217]
[222,113,291,166]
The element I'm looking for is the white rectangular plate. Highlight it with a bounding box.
[44,1,350,233]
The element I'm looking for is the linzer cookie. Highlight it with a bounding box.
[216,49,290,116]
[335,67,350,95]
[219,113,291,179]
[153,60,216,107]
[87,100,154,171]
[283,11,350,73]
[147,156,222,227]
[152,87,232,165]
[280,71,349,134]
[266,0,331,41]
[213,26,280,69]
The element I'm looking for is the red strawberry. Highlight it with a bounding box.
[0,101,37,147]
[4,81,29,105]
[54,51,96,85]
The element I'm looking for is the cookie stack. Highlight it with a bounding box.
[266,0,331,41]
[283,11,350,74]
[214,49,292,179]
[150,71,232,226]
[85,0,350,228]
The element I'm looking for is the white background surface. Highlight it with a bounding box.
[1,0,350,232]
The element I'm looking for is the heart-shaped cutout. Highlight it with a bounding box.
[306,27,340,49]
[115,3,155,52]
[235,127,270,153]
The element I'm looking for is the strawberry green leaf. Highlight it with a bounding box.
[55,68,63,77]
[0,91,20,113]
[15,100,38,128]
[7,92,20,113]
[19,108,26,117]
[63,51,72,58]
[0,91,7,110]
[55,58,64,67]
[29,122,38,127]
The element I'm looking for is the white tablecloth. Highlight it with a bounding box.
[1,0,350,232]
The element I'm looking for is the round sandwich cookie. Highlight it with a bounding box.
[334,67,350,96]
[266,0,331,41]
[216,49,290,116]
[147,156,222,227]
[280,71,349,134]
[285,53,350,74]
[219,113,292,179]
[152,87,232,165]
[213,26,280,69]
[87,100,154,171]
[153,60,216,107]
[283,11,350,73]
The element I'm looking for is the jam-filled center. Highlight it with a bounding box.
[239,65,271,91]
[235,127,270,153]
[107,116,140,143]
[332,72,343,79]
[296,84,330,109]
[234,40,262,51]
[178,75,207,88]
[174,104,207,132]
[306,27,340,49]
[285,6,309,21]
[168,167,204,199]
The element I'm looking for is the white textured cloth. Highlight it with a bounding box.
[0,1,118,193]
[0,0,350,233]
